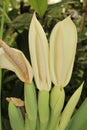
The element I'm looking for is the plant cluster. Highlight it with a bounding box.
[0,0,87,130]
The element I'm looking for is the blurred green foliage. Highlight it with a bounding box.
[0,0,87,130]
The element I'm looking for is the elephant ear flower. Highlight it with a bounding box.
[50,16,77,89]
[0,39,33,83]
[29,13,51,91]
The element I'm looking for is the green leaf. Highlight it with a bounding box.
[59,82,84,130]
[28,0,48,17]
[65,98,87,130]
[11,13,32,29]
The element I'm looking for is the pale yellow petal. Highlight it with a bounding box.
[50,16,77,88]
[29,13,51,91]
[0,40,33,83]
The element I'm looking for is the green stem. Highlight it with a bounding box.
[38,90,49,130]
[0,2,5,130]
[0,7,11,23]
[47,86,65,130]
[47,112,58,130]
[24,83,37,130]
[0,3,5,38]
[47,112,61,130]
[54,115,60,130]
[25,114,30,130]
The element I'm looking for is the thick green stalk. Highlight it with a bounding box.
[38,90,49,130]
[54,115,61,130]
[47,86,65,130]
[25,114,30,130]
[8,102,25,130]
[24,83,37,130]
[47,112,59,130]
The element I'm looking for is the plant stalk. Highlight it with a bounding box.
[0,2,5,130]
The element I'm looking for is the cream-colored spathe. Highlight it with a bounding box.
[29,14,51,91]
[50,16,77,88]
[0,39,33,83]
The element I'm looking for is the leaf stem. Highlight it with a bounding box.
[0,2,5,130]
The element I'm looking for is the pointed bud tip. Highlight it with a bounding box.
[6,97,24,107]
